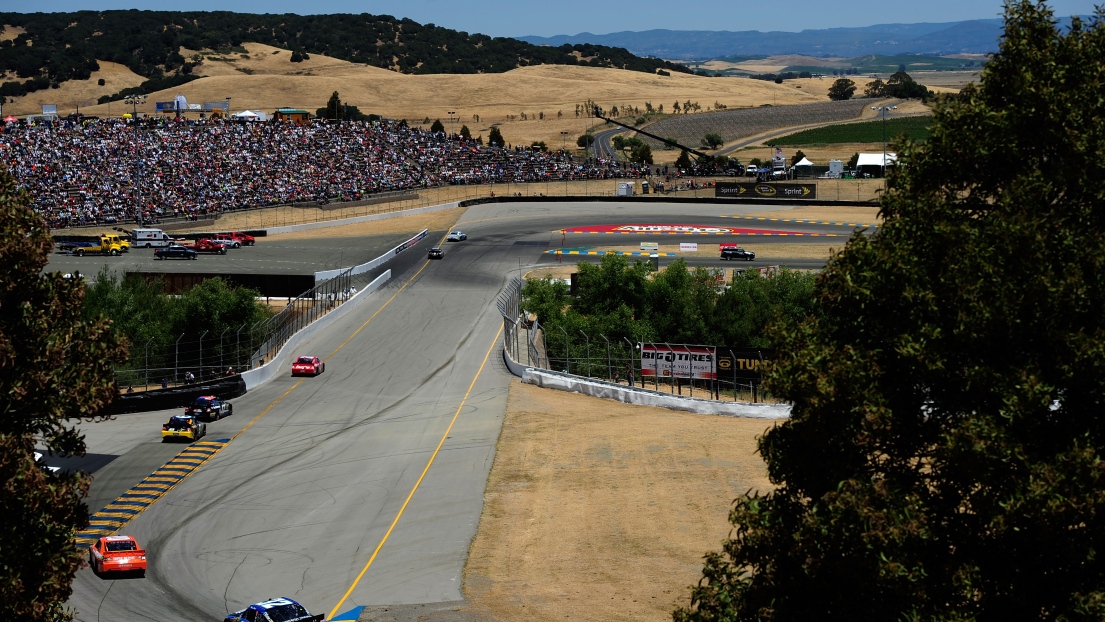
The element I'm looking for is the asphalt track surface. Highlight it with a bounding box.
[60,201,872,621]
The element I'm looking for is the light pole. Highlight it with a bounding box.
[871,104,897,181]
[124,94,147,224]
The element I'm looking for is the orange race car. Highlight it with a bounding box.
[89,535,147,576]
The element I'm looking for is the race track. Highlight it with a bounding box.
[62,200,871,620]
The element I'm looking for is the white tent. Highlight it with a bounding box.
[794,157,814,167]
[856,153,897,167]
[231,110,268,121]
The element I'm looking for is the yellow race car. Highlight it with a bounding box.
[161,414,207,442]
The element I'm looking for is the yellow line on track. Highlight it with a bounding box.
[327,324,504,620]
[230,246,444,444]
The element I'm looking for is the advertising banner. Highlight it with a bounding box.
[640,344,716,380]
[204,101,230,111]
[394,229,428,255]
[562,223,801,235]
[155,102,175,112]
[715,348,775,382]
[640,242,659,251]
[41,104,58,115]
[680,243,698,251]
[715,182,817,200]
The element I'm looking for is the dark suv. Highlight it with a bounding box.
[720,247,755,261]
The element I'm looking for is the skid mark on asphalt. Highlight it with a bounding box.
[327,325,503,620]
[75,440,229,547]
[719,214,880,228]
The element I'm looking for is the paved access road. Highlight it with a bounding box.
[64,201,870,621]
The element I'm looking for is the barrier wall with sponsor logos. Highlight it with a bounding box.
[315,229,428,281]
[715,182,817,199]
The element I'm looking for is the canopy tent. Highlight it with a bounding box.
[231,110,268,121]
[793,157,814,167]
[856,153,897,167]
[2,115,17,123]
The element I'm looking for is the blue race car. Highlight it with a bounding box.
[224,597,323,622]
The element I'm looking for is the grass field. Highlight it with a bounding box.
[770,116,932,146]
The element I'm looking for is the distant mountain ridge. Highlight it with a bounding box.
[519,18,1084,59]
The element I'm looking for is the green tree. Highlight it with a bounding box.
[701,133,724,149]
[676,3,1105,620]
[789,149,807,167]
[629,143,654,164]
[430,118,445,133]
[576,133,595,148]
[0,166,127,621]
[827,77,856,101]
[847,152,860,169]
[488,126,504,147]
[674,149,693,169]
[459,124,471,139]
[323,90,342,120]
[864,77,886,98]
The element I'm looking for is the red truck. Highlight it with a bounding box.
[181,238,229,254]
[214,231,255,248]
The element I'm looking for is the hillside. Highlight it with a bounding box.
[2,56,844,148]
[0,11,690,103]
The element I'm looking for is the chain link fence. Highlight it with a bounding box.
[114,267,355,391]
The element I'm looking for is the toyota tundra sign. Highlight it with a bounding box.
[640,344,716,380]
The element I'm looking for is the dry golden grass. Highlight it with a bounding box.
[466,382,776,622]
[8,61,146,115]
[5,54,829,147]
[0,24,26,42]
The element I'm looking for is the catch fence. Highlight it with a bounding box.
[113,268,355,390]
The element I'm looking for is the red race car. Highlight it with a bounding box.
[291,355,325,376]
[89,535,147,576]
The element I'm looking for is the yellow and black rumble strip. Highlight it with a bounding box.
[74,439,229,547]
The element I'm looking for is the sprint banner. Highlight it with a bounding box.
[715,182,817,200]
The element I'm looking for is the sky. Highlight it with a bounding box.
[26,0,1100,38]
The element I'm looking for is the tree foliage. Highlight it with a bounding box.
[827,77,856,100]
[676,3,1105,620]
[0,165,127,621]
[82,269,273,377]
[487,126,505,147]
[430,119,445,134]
[702,133,724,149]
[524,255,818,366]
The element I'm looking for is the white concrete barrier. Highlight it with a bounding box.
[521,368,791,419]
[315,229,428,281]
[241,269,391,390]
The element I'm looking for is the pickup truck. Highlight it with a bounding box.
[60,236,126,257]
[100,233,130,252]
[214,231,255,247]
[180,238,228,254]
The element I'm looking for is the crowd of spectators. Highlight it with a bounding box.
[1,117,652,229]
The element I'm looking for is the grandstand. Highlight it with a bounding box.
[634,99,872,151]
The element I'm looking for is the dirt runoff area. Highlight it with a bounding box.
[460,382,777,622]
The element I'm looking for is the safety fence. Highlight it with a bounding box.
[497,280,771,403]
[113,268,355,391]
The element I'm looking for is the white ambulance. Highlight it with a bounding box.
[132,228,172,248]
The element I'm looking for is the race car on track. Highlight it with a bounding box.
[161,414,207,442]
[720,247,756,261]
[185,395,233,421]
[224,597,323,622]
[428,247,444,259]
[88,535,146,576]
[446,230,467,241]
[291,355,325,376]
